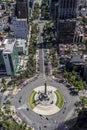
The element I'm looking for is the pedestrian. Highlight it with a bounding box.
[64,100,66,103]
[39,126,41,130]
[64,107,66,110]
[63,111,65,114]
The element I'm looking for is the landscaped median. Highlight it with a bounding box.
[54,90,64,108]
[28,90,37,109]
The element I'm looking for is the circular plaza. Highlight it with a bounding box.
[28,85,64,115]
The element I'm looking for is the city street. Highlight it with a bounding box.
[0,1,87,130]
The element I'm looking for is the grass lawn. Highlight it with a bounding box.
[54,90,64,108]
[28,90,37,109]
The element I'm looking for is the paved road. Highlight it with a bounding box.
[38,23,44,74]
[0,92,3,104]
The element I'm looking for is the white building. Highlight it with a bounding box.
[12,18,28,40]
[16,39,26,54]
[0,39,19,75]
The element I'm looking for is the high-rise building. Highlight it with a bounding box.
[15,0,28,19]
[49,0,59,18]
[55,0,79,44]
[0,39,19,75]
[58,19,76,43]
[12,18,28,40]
[58,0,78,19]
[15,0,34,19]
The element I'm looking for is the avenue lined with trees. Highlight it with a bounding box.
[0,0,87,130]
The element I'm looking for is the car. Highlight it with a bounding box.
[66,84,71,88]
[1,88,6,92]
[44,126,47,128]
[44,62,48,66]
[19,96,22,99]
[74,101,81,107]
[46,117,48,120]
[59,79,64,83]
[26,108,29,111]
[69,88,75,91]
[40,16,44,20]
[18,100,21,103]
[70,90,78,96]
[11,96,14,99]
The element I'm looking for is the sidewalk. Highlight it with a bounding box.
[12,113,22,125]
[79,90,87,97]
[3,90,9,96]
[27,25,31,46]
[13,87,18,95]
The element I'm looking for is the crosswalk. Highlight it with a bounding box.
[17,104,27,110]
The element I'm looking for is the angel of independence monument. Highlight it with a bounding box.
[36,80,54,105]
[36,48,54,105]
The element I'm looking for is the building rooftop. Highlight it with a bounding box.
[12,17,27,22]
[3,38,16,54]
[0,37,26,53]
[70,55,85,64]
[16,39,26,47]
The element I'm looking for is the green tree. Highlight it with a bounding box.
[65,49,71,54]
[1,78,7,89]
[82,17,87,25]
[63,71,69,79]
[74,80,84,91]
[5,100,11,105]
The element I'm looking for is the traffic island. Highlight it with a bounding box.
[54,90,64,108]
[28,86,64,115]
[28,90,37,109]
